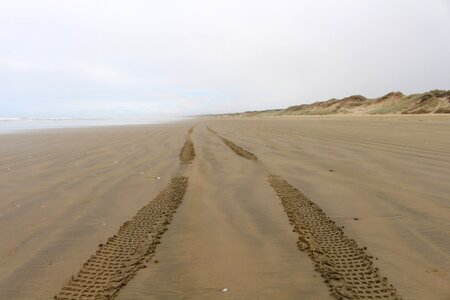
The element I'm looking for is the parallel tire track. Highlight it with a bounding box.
[179,127,196,163]
[220,137,257,160]
[55,176,188,300]
[268,175,401,300]
[206,126,257,160]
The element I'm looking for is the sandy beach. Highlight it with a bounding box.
[1,116,449,299]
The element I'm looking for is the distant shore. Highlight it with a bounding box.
[0,116,189,134]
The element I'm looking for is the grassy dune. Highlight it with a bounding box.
[221,90,450,117]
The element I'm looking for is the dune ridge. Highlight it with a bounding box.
[220,90,450,116]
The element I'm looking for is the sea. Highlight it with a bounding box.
[0,116,187,134]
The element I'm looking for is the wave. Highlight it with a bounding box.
[0,116,187,133]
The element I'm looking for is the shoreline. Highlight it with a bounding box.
[4,113,450,136]
[0,116,192,135]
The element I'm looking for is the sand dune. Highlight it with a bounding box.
[221,90,450,116]
[1,116,450,299]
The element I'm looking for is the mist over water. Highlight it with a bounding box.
[0,116,188,133]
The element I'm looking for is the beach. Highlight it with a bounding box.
[1,116,449,299]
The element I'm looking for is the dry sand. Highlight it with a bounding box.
[0,116,449,299]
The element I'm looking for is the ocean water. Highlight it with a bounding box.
[0,116,187,134]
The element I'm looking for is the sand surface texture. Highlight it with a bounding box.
[1,116,449,299]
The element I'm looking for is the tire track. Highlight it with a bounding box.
[55,177,188,300]
[54,127,195,300]
[208,123,400,298]
[179,127,196,164]
[55,129,196,299]
[54,123,402,299]
[268,175,401,300]
[206,125,257,160]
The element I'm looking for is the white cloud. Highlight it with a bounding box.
[71,62,131,84]
[0,0,449,117]
[0,56,33,72]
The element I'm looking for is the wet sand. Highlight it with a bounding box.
[1,116,449,299]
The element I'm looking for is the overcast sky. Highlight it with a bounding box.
[0,0,449,117]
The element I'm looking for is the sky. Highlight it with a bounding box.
[0,0,449,117]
